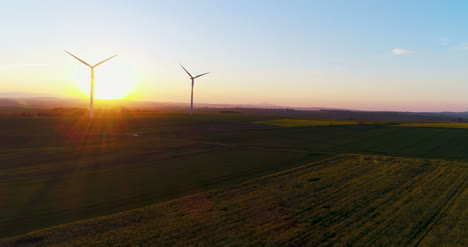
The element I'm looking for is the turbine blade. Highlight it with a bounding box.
[180,64,193,78]
[65,50,91,67]
[94,54,118,68]
[194,72,210,79]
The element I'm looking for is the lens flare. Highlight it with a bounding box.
[72,59,135,100]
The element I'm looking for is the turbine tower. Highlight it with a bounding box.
[65,51,118,118]
[180,64,209,116]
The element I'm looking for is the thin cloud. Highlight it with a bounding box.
[440,39,450,47]
[457,43,468,50]
[392,48,415,55]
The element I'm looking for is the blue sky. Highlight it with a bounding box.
[2,0,468,111]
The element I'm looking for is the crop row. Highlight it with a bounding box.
[1,154,466,246]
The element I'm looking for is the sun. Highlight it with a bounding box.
[72,59,135,100]
[93,67,134,100]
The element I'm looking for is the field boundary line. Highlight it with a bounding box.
[157,136,238,148]
[241,146,337,155]
[0,145,239,184]
[158,136,339,155]
[152,135,468,165]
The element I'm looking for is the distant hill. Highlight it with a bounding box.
[0,96,344,111]
[0,92,59,98]
[0,95,467,122]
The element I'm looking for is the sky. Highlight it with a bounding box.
[2,0,468,111]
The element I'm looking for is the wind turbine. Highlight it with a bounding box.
[65,51,118,118]
[180,64,209,116]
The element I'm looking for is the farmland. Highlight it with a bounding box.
[254,118,371,127]
[0,113,467,245]
[201,121,468,161]
[0,137,328,237]
[1,154,466,246]
[397,122,468,129]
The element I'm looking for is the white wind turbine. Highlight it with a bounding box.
[180,64,209,116]
[65,51,118,118]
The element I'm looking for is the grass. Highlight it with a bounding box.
[0,113,280,137]
[1,154,465,246]
[0,138,329,238]
[255,118,371,127]
[398,122,468,129]
[197,123,468,161]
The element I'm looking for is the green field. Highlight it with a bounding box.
[0,144,328,238]
[254,118,371,127]
[0,114,467,244]
[1,154,466,246]
[199,123,468,161]
[0,114,331,237]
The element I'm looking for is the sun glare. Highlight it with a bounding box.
[72,59,135,100]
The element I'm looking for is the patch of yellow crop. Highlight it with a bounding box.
[398,122,468,129]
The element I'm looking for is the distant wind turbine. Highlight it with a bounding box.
[65,51,118,118]
[180,64,209,116]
